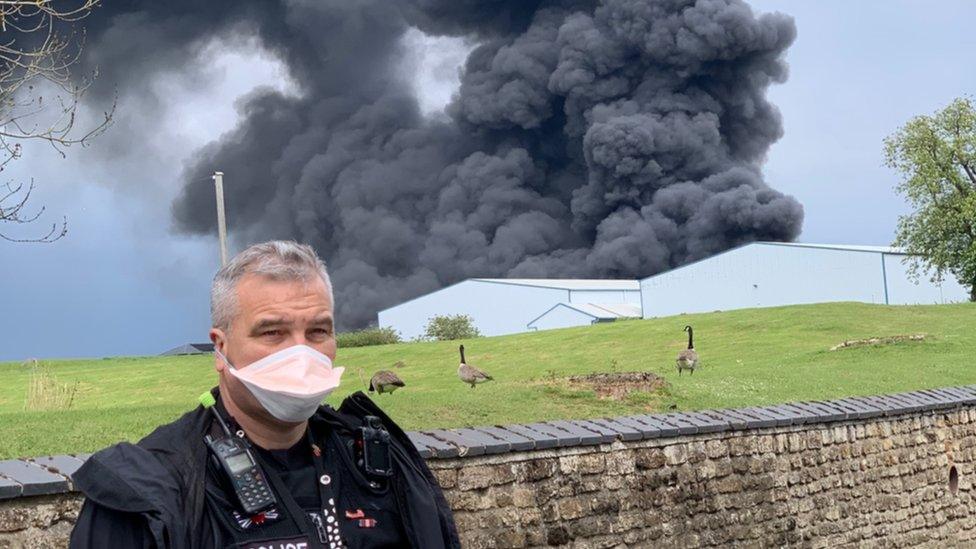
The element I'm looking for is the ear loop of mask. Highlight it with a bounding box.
[215,348,236,371]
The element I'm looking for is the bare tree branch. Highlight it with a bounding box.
[0,178,67,242]
[0,0,111,243]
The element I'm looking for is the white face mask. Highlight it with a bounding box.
[217,344,344,423]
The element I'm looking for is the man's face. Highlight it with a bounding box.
[210,272,336,421]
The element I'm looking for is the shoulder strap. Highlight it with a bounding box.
[248,448,326,549]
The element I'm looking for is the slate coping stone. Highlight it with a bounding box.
[473,426,536,452]
[526,423,580,448]
[801,401,847,422]
[454,427,512,455]
[743,406,794,427]
[732,408,778,429]
[679,411,730,433]
[613,416,665,439]
[656,414,699,435]
[629,415,680,438]
[862,395,911,415]
[503,424,560,450]
[722,408,769,428]
[407,431,457,459]
[0,476,21,499]
[0,460,69,497]
[548,420,614,445]
[426,429,488,457]
[30,455,85,483]
[882,393,926,413]
[919,389,963,408]
[586,418,643,442]
[700,410,749,430]
[835,398,884,419]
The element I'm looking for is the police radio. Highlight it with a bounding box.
[357,416,393,478]
[205,407,277,515]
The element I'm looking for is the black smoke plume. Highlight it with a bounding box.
[83,0,802,329]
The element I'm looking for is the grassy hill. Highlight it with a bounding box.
[1,301,974,459]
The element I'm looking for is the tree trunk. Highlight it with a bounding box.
[971,284,976,302]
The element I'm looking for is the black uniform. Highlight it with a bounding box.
[69,390,459,549]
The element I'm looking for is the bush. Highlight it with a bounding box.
[423,314,481,341]
[337,327,401,348]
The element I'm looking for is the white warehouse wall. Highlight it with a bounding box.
[527,304,598,332]
[378,280,568,340]
[883,254,969,304]
[378,244,971,340]
[568,290,642,305]
[640,243,889,318]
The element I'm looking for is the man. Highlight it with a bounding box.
[70,241,459,548]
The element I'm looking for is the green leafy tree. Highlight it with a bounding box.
[423,314,481,341]
[884,97,976,301]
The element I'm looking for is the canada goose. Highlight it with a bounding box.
[393,360,406,369]
[458,344,493,388]
[676,325,699,376]
[369,370,406,395]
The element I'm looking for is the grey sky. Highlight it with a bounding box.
[1,1,973,361]
[751,0,976,244]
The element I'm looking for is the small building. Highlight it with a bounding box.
[527,302,643,332]
[378,279,642,340]
[640,242,969,319]
[161,343,214,356]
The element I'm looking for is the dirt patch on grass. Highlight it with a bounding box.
[829,334,928,351]
[567,371,669,400]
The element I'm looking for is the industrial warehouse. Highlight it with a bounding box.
[378,242,970,338]
[378,278,642,340]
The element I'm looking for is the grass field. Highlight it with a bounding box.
[2,301,975,459]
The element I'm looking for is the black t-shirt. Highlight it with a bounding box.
[250,428,408,549]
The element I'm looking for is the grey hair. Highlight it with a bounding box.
[211,240,334,330]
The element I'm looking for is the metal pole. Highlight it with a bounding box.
[213,171,228,267]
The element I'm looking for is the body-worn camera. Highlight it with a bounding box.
[358,416,393,478]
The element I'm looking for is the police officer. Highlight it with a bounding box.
[69,241,460,548]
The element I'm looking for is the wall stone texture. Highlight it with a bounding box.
[0,494,81,549]
[431,408,976,548]
[3,408,976,547]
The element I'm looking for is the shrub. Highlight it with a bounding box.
[423,314,481,341]
[337,327,401,348]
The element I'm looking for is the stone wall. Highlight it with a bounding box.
[432,408,976,547]
[4,386,976,548]
[0,495,81,549]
